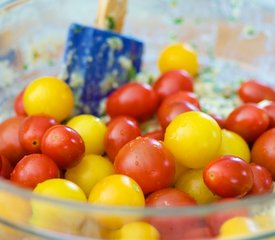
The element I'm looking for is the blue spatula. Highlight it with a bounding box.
[62,0,144,116]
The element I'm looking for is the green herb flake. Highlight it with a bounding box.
[106,16,116,31]
[48,59,54,66]
[173,17,184,25]
[23,64,28,71]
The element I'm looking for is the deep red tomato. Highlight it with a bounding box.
[41,125,85,169]
[203,155,254,198]
[246,163,273,196]
[238,80,275,103]
[104,116,141,162]
[259,101,275,128]
[251,128,275,180]
[10,153,60,189]
[114,137,175,194]
[145,188,203,240]
[209,113,226,129]
[13,88,27,116]
[224,103,270,143]
[157,100,199,129]
[153,70,194,102]
[106,82,159,121]
[205,198,249,236]
[0,116,26,166]
[162,90,201,110]
[143,129,164,141]
[19,115,58,154]
[0,154,13,179]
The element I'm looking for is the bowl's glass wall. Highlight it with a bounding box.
[0,0,275,239]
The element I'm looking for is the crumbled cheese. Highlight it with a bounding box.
[107,37,123,51]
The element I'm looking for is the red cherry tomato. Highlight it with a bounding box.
[157,100,199,129]
[259,101,275,128]
[41,125,85,169]
[225,103,270,143]
[0,116,26,166]
[0,154,13,179]
[205,198,249,236]
[10,154,60,189]
[145,188,203,240]
[251,128,275,180]
[19,115,58,154]
[104,116,141,162]
[143,129,164,141]
[238,80,275,103]
[106,82,159,121]
[210,113,226,129]
[153,70,194,102]
[246,163,273,196]
[203,155,254,198]
[114,137,175,194]
[162,90,201,110]
[13,88,27,116]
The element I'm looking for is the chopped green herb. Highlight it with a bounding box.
[73,25,82,33]
[173,17,184,25]
[127,67,137,80]
[48,59,54,66]
[106,16,116,30]
[23,64,28,70]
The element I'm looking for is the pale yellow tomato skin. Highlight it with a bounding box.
[175,169,219,204]
[23,76,74,122]
[109,221,160,240]
[65,154,114,197]
[158,42,199,76]
[218,217,259,239]
[88,174,145,229]
[66,114,107,155]
[218,129,251,163]
[164,111,222,169]
[30,178,87,234]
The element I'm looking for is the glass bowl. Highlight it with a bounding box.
[0,0,275,239]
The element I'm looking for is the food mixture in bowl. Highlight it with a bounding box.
[0,0,275,240]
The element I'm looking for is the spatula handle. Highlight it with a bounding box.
[95,0,128,33]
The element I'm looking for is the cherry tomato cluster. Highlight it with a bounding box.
[1,42,275,240]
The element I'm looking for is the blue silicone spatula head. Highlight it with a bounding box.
[62,0,143,116]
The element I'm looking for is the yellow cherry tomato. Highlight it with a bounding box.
[110,221,160,240]
[175,169,219,204]
[218,129,251,162]
[65,154,114,197]
[158,42,199,76]
[23,76,74,122]
[66,114,107,155]
[218,217,259,239]
[88,174,145,229]
[31,178,87,234]
[173,160,188,184]
[164,111,221,169]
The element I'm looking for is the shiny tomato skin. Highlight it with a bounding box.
[203,155,254,198]
[0,154,13,179]
[19,115,58,154]
[41,125,85,169]
[10,154,60,189]
[104,116,141,162]
[145,188,203,240]
[225,103,270,144]
[251,128,275,180]
[14,88,27,116]
[157,100,199,129]
[153,70,194,102]
[0,116,26,166]
[205,198,249,236]
[238,80,275,103]
[162,90,201,110]
[247,163,273,196]
[143,129,164,141]
[114,137,175,194]
[260,101,275,128]
[210,114,226,129]
[106,82,159,121]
